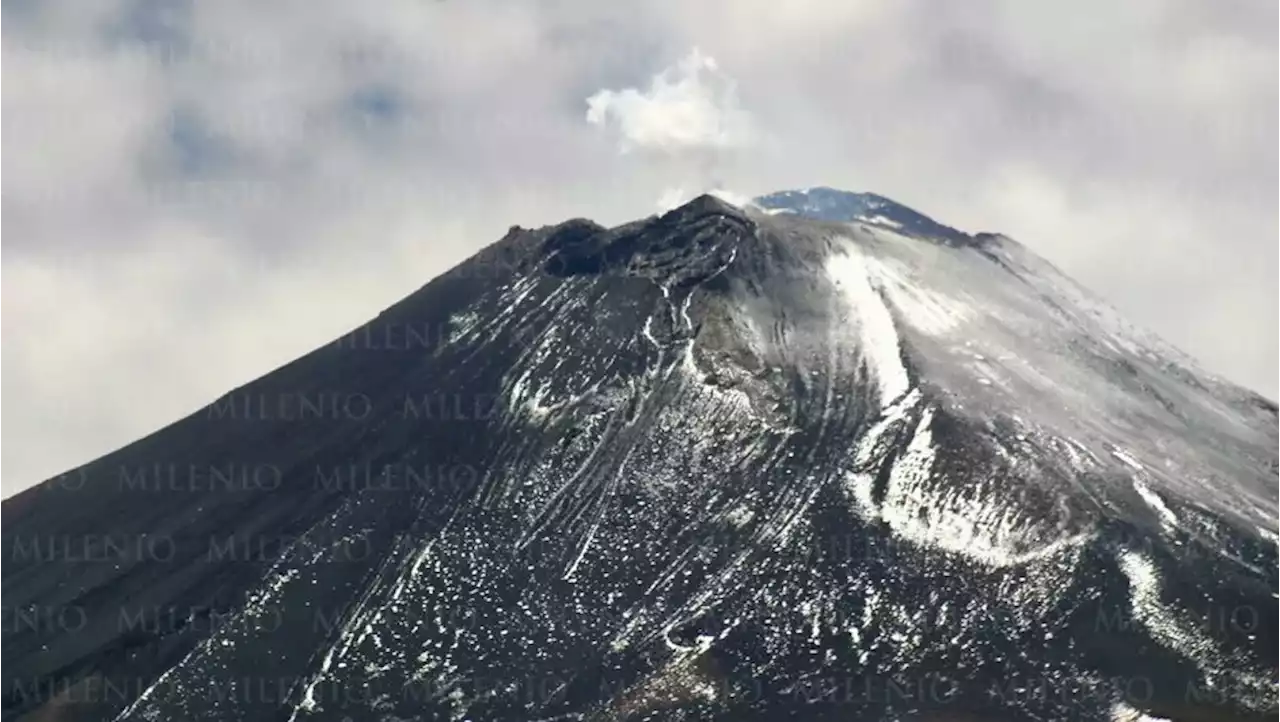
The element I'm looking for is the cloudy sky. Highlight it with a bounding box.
[2,0,1276,497]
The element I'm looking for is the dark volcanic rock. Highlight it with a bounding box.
[3,189,1276,722]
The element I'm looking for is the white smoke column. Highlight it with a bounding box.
[705,188,754,208]
[656,186,690,212]
[656,186,753,213]
[586,48,756,210]
[586,47,754,154]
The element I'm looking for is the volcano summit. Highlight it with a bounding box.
[3,188,1276,722]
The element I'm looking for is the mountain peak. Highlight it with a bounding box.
[661,192,751,223]
[752,186,970,242]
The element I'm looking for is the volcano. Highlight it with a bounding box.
[3,188,1276,722]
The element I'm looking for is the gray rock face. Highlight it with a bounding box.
[3,190,1276,722]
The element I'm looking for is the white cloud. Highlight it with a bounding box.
[588,48,760,212]
[585,47,755,155]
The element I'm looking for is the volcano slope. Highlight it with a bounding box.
[3,190,1276,722]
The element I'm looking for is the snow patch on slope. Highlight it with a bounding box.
[845,400,1092,568]
[1110,702,1173,722]
[1114,547,1264,699]
[878,409,1086,566]
[863,252,972,335]
[1132,478,1179,530]
[825,244,910,407]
